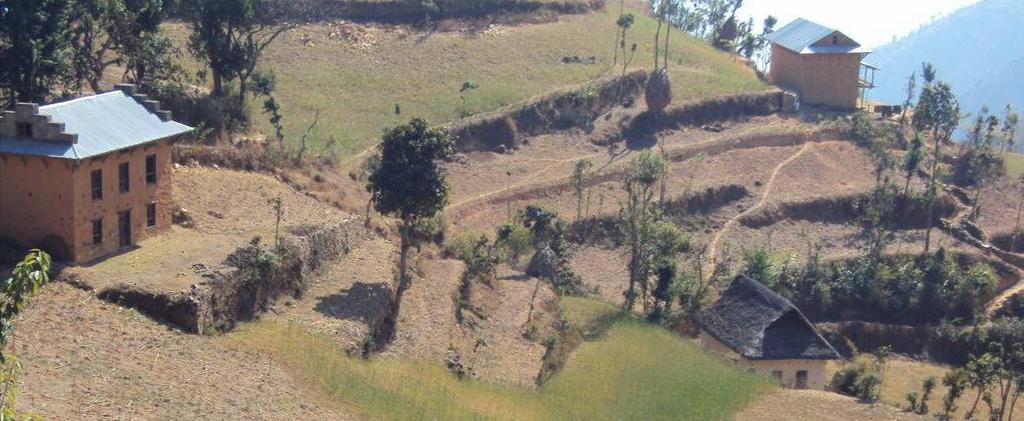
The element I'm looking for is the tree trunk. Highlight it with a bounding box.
[1011,199,1023,253]
[626,247,638,311]
[663,4,670,70]
[904,172,913,198]
[966,388,983,420]
[923,134,941,253]
[372,216,413,352]
[1007,387,1020,421]
[213,72,224,96]
[653,5,662,72]
[365,198,373,228]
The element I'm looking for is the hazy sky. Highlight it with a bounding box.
[737,0,983,48]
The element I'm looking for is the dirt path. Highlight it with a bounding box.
[701,142,813,277]
[988,278,1024,318]
[448,125,828,218]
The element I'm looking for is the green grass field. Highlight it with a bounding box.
[166,6,765,158]
[230,298,771,420]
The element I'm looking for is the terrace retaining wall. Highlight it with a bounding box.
[93,218,367,333]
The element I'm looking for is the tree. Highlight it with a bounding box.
[69,0,123,93]
[912,66,960,253]
[1012,174,1024,253]
[918,376,936,415]
[368,118,455,350]
[619,150,667,311]
[0,250,51,415]
[941,369,969,419]
[71,0,171,92]
[0,0,74,106]
[964,352,1000,420]
[903,134,924,197]
[458,81,478,117]
[186,0,290,108]
[571,159,593,223]
[864,141,898,263]
[900,71,916,129]
[1002,104,1019,154]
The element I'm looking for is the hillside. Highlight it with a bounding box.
[165,5,765,157]
[868,0,1023,128]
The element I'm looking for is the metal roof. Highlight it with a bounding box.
[766,18,868,55]
[0,91,193,160]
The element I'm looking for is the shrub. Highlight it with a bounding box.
[831,356,882,403]
[496,221,533,268]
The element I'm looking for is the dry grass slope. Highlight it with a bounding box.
[164,5,765,158]
[230,298,771,420]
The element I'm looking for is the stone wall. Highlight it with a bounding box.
[451,70,648,152]
[251,0,604,23]
[95,218,367,333]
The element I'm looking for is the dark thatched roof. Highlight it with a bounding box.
[695,275,840,360]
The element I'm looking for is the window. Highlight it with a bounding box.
[119,162,130,193]
[832,35,838,44]
[795,370,809,389]
[15,122,32,138]
[92,219,103,244]
[771,371,783,382]
[147,202,157,227]
[145,154,157,185]
[91,170,103,200]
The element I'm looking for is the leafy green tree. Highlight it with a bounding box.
[0,250,51,415]
[941,369,969,419]
[368,118,455,350]
[918,376,936,415]
[70,0,170,91]
[571,159,593,223]
[912,66,960,253]
[902,134,924,196]
[864,143,899,264]
[496,220,532,268]
[0,0,74,105]
[900,71,916,129]
[1002,105,1019,154]
[185,0,290,108]
[964,352,1001,420]
[69,0,123,92]
[619,150,666,311]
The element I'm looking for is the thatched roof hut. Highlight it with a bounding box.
[695,275,839,361]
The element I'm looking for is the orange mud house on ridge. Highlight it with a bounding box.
[766,18,878,109]
[0,85,193,263]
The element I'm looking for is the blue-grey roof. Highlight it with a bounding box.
[695,276,840,360]
[766,18,868,55]
[0,91,193,160]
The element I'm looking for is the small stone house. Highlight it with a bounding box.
[695,275,840,390]
[765,18,877,109]
[0,85,193,262]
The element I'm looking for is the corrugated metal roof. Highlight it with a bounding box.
[0,91,193,160]
[767,18,867,55]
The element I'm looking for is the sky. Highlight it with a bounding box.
[736,0,983,48]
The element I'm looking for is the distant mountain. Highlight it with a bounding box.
[868,0,1024,121]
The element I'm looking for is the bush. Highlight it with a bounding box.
[750,248,997,325]
[496,221,533,268]
[830,356,882,403]
[411,214,447,246]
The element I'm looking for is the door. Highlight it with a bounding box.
[795,370,809,389]
[118,210,132,248]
